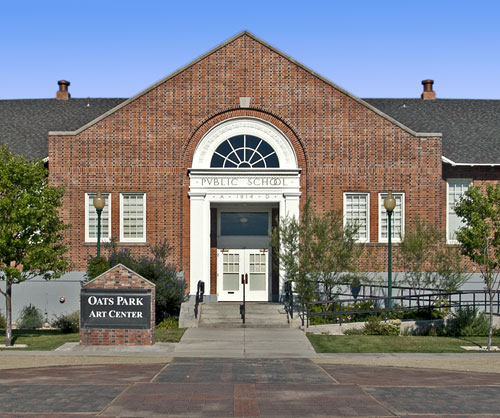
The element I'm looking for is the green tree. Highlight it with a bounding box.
[271,200,360,304]
[91,239,187,321]
[0,145,69,346]
[454,184,500,350]
[397,219,469,306]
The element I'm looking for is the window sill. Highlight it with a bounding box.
[82,242,148,247]
[362,242,402,247]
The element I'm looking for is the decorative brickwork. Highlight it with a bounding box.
[80,264,155,346]
[50,32,444,291]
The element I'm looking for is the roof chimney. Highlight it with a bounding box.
[421,79,436,100]
[56,80,71,100]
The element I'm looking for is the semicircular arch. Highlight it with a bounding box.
[182,108,307,174]
[192,117,298,170]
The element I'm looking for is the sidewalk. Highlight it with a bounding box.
[2,327,500,373]
[1,328,500,416]
[172,327,318,358]
[0,356,499,416]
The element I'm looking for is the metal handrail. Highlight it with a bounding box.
[194,280,204,319]
[303,289,500,327]
[283,280,294,319]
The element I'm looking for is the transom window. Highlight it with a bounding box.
[220,212,269,236]
[210,135,280,168]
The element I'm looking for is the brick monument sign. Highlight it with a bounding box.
[80,264,155,346]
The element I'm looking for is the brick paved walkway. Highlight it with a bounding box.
[0,359,499,417]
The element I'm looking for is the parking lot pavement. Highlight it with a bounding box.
[1,358,500,417]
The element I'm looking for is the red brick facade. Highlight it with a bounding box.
[80,264,155,346]
[50,32,453,292]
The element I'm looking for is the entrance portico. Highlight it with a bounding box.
[189,117,301,301]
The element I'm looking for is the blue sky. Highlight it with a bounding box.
[2,0,499,99]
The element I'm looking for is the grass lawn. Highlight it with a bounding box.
[0,327,186,350]
[307,334,500,353]
[0,329,79,351]
[155,327,186,343]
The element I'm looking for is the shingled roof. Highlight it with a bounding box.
[364,98,500,165]
[1,96,499,165]
[0,98,125,160]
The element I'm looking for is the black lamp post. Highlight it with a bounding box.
[93,192,106,257]
[384,192,396,310]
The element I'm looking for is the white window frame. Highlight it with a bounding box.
[120,193,147,243]
[378,193,405,243]
[343,192,370,243]
[446,179,472,244]
[85,192,111,243]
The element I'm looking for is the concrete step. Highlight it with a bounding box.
[199,302,290,328]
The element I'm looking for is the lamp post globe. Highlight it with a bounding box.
[384,192,396,310]
[93,192,106,257]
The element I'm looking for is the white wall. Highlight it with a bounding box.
[0,272,84,323]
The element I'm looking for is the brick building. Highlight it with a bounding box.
[2,31,500,307]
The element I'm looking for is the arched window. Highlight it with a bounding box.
[210,135,280,168]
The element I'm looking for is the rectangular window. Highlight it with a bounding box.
[85,193,111,242]
[220,212,269,236]
[379,193,405,243]
[120,193,146,242]
[447,179,471,243]
[344,193,370,242]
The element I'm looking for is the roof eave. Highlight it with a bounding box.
[442,156,500,167]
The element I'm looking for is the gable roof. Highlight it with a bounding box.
[48,31,440,140]
[1,32,498,165]
[364,98,500,165]
[85,263,155,287]
[0,98,125,159]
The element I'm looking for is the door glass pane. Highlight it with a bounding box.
[249,273,266,291]
[249,252,267,291]
[221,212,269,236]
[222,252,240,291]
[223,273,240,291]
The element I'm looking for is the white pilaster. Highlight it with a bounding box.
[189,192,210,295]
[283,192,301,219]
[278,192,302,294]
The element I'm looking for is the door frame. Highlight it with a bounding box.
[217,248,270,302]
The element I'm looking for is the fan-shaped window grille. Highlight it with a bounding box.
[210,135,280,168]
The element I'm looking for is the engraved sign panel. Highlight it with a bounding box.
[81,289,151,329]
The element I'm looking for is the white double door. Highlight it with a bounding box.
[217,249,269,302]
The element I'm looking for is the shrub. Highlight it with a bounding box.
[342,300,380,322]
[446,307,490,337]
[362,317,401,336]
[156,316,178,329]
[17,304,44,330]
[388,307,447,321]
[0,310,6,329]
[271,200,361,304]
[86,256,110,281]
[52,311,80,333]
[106,240,187,322]
[308,302,343,325]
